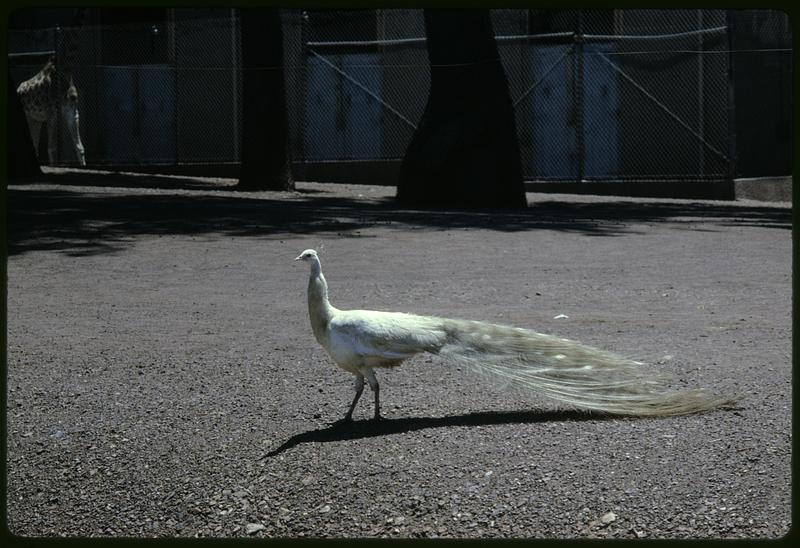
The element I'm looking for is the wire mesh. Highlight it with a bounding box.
[728,9,793,177]
[493,9,738,181]
[6,8,793,182]
[298,9,428,161]
[9,12,242,166]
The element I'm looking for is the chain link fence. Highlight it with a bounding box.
[7,8,792,183]
[10,12,242,166]
[493,9,735,181]
[294,9,429,163]
[728,9,793,177]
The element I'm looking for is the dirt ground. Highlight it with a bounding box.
[5,169,792,538]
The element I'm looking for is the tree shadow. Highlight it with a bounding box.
[12,167,329,194]
[261,408,619,459]
[7,170,792,257]
[15,168,241,192]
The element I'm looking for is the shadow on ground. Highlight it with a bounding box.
[7,170,791,257]
[261,409,618,458]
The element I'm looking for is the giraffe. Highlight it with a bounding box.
[16,9,86,166]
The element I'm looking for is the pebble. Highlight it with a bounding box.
[4,199,791,539]
[601,512,617,525]
[245,523,265,535]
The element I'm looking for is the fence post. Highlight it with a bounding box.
[230,9,240,161]
[575,11,585,183]
[298,10,308,162]
[725,10,737,181]
[169,11,179,164]
[697,9,705,178]
[55,25,62,165]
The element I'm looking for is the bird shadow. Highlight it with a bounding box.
[261,408,617,459]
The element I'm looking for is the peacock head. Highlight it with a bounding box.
[294,249,319,264]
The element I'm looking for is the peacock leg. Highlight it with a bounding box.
[342,373,365,422]
[365,369,382,420]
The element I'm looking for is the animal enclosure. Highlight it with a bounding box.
[7,9,792,183]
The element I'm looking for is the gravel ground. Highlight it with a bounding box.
[6,169,792,538]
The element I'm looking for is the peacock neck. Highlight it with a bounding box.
[307,263,334,343]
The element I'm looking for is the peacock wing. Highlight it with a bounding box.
[328,309,446,359]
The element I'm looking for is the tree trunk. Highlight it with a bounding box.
[7,68,42,180]
[396,9,526,208]
[237,8,294,191]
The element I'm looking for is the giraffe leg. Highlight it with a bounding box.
[62,101,85,165]
[26,119,43,161]
[46,113,58,165]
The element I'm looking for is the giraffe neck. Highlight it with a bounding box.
[15,8,86,166]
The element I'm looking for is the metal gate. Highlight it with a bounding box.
[8,9,792,183]
[296,9,738,182]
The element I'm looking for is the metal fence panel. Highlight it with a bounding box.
[7,9,792,182]
[172,14,240,164]
[299,9,429,161]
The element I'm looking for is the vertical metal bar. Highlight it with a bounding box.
[378,9,386,159]
[170,10,179,165]
[134,65,140,164]
[55,26,62,165]
[92,12,100,167]
[725,10,737,181]
[697,9,705,177]
[298,10,308,162]
[575,11,585,183]
[231,8,240,162]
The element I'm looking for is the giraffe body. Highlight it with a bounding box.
[17,11,87,166]
[17,57,86,166]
